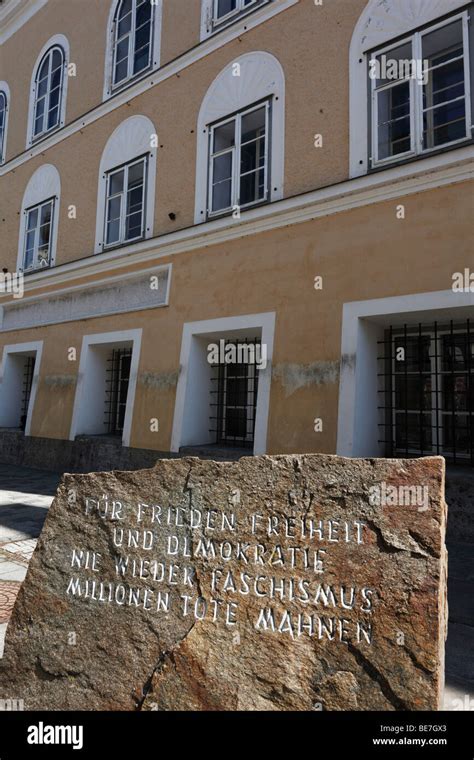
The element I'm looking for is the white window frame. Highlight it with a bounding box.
[207,100,270,218]
[26,35,69,148]
[370,11,472,168]
[103,155,148,248]
[0,83,9,164]
[111,0,155,91]
[212,0,262,29]
[31,45,65,142]
[22,197,55,273]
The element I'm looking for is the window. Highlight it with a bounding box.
[209,102,269,216]
[105,348,132,435]
[23,199,55,272]
[0,90,7,162]
[32,46,65,140]
[212,0,267,30]
[379,320,474,465]
[112,0,154,88]
[0,342,43,437]
[370,12,471,165]
[210,340,260,448]
[104,156,146,247]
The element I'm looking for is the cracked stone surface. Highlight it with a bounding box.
[0,455,447,711]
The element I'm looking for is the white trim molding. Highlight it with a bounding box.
[349,0,469,178]
[17,163,61,274]
[337,289,474,458]
[26,33,70,149]
[195,50,285,223]
[0,264,171,332]
[0,0,48,45]
[0,340,43,436]
[171,311,275,454]
[0,81,11,165]
[69,328,142,448]
[94,114,158,254]
[103,0,163,101]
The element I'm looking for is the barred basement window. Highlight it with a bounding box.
[378,320,474,465]
[104,348,132,435]
[209,339,260,448]
[20,356,36,432]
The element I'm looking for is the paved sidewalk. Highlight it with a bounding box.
[0,464,60,655]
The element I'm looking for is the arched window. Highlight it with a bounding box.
[94,115,158,253]
[194,52,285,223]
[32,46,65,140]
[349,0,471,177]
[112,0,154,88]
[17,165,61,273]
[0,85,9,164]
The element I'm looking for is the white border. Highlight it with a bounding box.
[26,33,70,149]
[195,51,285,223]
[69,328,142,447]
[16,163,61,274]
[0,81,10,165]
[171,311,275,454]
[103,0,163,101]
[0,340,43,436]
[94,114,158,253]
[337,289,474,458]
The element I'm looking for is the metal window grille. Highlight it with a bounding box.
[209,338,260,448]
[378,319,474,465]
[104,348,132,436]
[20,356,35,431]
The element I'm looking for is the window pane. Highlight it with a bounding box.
[47,106,59,130]
[116,37,130,65]
[106,219,121,244]
[51,66,62,91]
[37,74,49,99]
[135,21,151,51]
[213,120,235,152]
[27,208,39,231]
[114,59,128,84]
[134,41,150,74]
[374,42,413,87]
[240,167,265,205]
[212,178,232,212]
[216,0,237,18]
[241,135,265,174]
[423,20,463,63]
[128,161,144,185]
[109,170,124,195]
[118,11,132,37]
[213,152,232,183]
[136,0,152,27]
[241,106,266,143]
[40,203,52,226]
[377,81,411,159]
[51,49,63,71]
[107,196,122,222]
[25,230,36,256]
[37,58,49,85]
[423,100,466,149]
[118,0,132,19]
[125,211,143,239]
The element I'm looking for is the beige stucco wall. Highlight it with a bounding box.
[0,0,366,273]
[0,180,471,454]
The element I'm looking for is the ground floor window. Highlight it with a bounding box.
[105,348,132,436]
[379,319,474,464]
[20,356,36,431]
[209,339,260,448]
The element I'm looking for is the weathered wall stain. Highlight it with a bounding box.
[43,375,77,388]
[272,361,340,397]
[139,370,179,391]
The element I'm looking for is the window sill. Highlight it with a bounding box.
[369,137,474,175]
[179,443,253,460]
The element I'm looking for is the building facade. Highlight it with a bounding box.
[0,0,473,472]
